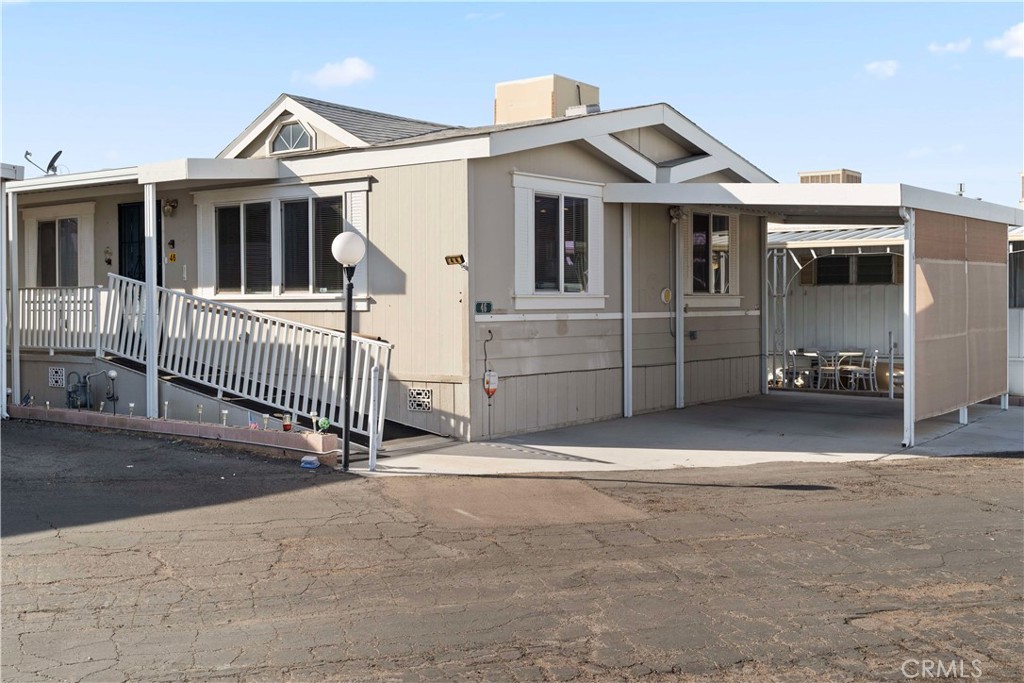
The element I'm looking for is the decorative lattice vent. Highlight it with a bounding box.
[408,388,433,412]
[48,367,66,388]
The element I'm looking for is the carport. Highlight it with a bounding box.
[604,183,1024,447]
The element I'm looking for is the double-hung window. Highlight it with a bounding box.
[687,210,738,298]
[278,196,346,293]
[216,203,271,293]
[513,173,605,310]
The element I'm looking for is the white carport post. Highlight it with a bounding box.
[622,203,633,417]
[675,210,685,408]
[7,189,21,406]
[144,183,159,418]
[901,208,916,447]
[1,183,8,418]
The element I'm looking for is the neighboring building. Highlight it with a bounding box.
[3,76,1021,447]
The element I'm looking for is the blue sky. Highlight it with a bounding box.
[2,2,1022,206]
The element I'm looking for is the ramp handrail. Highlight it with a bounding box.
[101,274,392,443]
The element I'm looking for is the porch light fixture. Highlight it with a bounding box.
[444,254,465,266]
[331,231,367,472]
[161,199,178,217]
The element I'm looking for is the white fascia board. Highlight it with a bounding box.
[137,158,281,184]
[1,164,25,181]
[603,182,905,209]
[659,109,775,184]
[5,167,138,192]
[900,184,1024,227]
[218,97,369,160]
[282,136,491,176]
[489,106,666,158]
[583,135,656,182]
[658,155,730,184]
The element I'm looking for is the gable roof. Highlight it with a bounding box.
[285,94,456,145]
[222,94,773,183]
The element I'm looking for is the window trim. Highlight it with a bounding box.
[20,202,95,288]
[195,181,370,309]
[512,173,606,310]
[268,120,315,156]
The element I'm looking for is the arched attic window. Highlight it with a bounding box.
[272,122,312,153]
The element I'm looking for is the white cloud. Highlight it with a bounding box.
[865,60,899,79]
[985,23,1023,58]
[928,38,971,54]
[297,58,375,89]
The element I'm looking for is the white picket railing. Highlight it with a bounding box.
[101,274,392,442]
[15,286,101,351]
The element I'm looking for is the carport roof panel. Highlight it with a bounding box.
[603,183,1024,226]
[767,225,905,248]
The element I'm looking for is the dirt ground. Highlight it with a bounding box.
[2,420,1022,682]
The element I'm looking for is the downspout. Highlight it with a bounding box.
[900,206,915,447]
[622,203,633,417]
[144,184,159,418]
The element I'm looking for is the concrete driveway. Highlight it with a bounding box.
[367,393,1023,475]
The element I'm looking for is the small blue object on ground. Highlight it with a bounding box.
[300,455,320,469]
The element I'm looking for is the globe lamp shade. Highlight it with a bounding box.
[331,232,366,267]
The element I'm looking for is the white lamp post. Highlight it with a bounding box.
[331,231,366,472]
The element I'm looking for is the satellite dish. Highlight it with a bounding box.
[45,151,62,175]
[23,149,63,175]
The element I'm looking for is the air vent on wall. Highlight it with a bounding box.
[408,388,433,412]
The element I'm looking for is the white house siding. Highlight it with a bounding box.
[1010,308,1024,395]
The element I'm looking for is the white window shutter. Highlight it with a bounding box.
[729,214,740,295]
[514,186,533,296]
[347,190,369,297]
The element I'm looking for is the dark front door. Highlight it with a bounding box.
[118,202,162,285]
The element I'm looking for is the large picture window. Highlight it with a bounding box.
[198,182,368,307]
[513,174,605,310]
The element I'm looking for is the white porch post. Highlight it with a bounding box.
[8,190,21,405]
[902,208,916,447]
[1,185,7,418]
[144,183,159,418]
[675,210,685,408]
[622,203,633,418]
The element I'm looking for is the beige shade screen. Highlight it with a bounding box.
[914,210,1008,421]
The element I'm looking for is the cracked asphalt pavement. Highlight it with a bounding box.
[1,420,1022,682]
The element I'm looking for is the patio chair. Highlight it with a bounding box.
[841,350,878,392]
[783,350,814,388]
[815,351,841,390]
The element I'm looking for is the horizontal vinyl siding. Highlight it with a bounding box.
[470,368,622,439]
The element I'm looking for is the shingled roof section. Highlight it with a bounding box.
[287,94,458,145]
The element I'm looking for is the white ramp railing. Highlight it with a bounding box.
[101,274,392,442]
[15,286,101,351]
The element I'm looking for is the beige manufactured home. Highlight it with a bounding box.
[4,75,1021,447]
